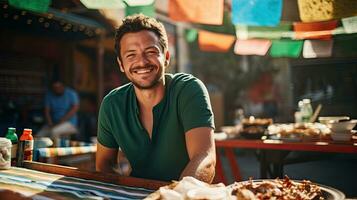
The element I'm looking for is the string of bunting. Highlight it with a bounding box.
[5,0,357,57]
[171,0,356,58]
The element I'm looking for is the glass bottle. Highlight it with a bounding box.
[17,128,34,167]
[301,99,313,123]
[234,108,244,126]
[5,127,18,166]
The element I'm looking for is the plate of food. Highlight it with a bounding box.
[144,176,345,200]
[267,123,330,142]
[229,176,345,200]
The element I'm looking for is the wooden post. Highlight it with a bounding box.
[97,30,105,109]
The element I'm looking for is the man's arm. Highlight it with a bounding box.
[58,104,79,124]
[44,106,53,126]
[180,127,216,183]
[96,142,119,174]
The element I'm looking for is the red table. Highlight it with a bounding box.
[214,138,357,184]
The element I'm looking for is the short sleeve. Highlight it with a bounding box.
[178,78,215,133]
[97,99,119,148]
[70,90,80,105]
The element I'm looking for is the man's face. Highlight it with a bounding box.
[118,30,169,90]
[52,82,65,96]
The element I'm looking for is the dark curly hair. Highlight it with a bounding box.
[114,14,168,62]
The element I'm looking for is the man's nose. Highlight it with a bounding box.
[136,53,149,66]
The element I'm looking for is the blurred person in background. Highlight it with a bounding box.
[96,14,216,183]
[37,78,80,140]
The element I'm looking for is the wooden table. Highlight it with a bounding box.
[0,161,167,199]
[214,138,357,184]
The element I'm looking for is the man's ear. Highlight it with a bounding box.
[117,57,124,72]
[164,51,170,67]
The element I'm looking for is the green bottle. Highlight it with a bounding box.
[5,127,18,166]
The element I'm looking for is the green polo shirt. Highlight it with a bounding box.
[97,73,214,181]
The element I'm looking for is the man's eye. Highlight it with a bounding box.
[126,54,135,58]
[147,51,157,55]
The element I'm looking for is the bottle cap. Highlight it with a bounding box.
[302,99,311,104]
[23,129,32,135]
[7,127,16,134]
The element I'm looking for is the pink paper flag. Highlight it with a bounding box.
[234,39,272,55]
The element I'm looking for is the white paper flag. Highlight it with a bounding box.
[303,40,333,58]
[342,16,357,34]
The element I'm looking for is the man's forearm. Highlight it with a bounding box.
[44,108,53,125]
[59,105,79,123]
[180,153,216,183]
[96,159,118,174]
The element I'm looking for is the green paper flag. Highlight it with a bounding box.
[80,0,124,9]
[125,3,155,17]
[185,29,198,42]
[8,0,51,13]
[269,40,303,58]
[236,23,292,39]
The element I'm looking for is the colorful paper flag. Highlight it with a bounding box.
[236,24,292,40]
[234,39,271,55]
[9,0,51,13]
[124,0,154,6]
[269,40,303,58]
[342,16,357,34]
[125,3,155,17]
[232,0,283,26]
[298,0,357,22]
[302,40,333,58]
[155,0,168,14]
[169,0,224,25]
[185,29,198,43]
[293,20,338,40]
[198,30,236,52]
[99,9,125,27]
[80,0,124,9]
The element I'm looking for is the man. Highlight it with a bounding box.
[37,79,80,139]
[96,14,216,183]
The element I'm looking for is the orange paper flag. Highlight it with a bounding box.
[198,30,236,52]
[293,20,338,40]
[234,39,272,55]
[169,0,224,25]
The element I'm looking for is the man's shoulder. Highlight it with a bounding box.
[64,87,78,95]
[167,73,206,92]
[168,73,200,87]
[102,82,132,103]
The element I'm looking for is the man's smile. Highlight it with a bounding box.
[132,66,155,75]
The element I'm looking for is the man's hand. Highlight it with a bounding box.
[180,127,216,183]
[59,104,79,123]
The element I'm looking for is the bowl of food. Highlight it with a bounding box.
[327,119,357,133]
[330,132,352,142]
[318,116,350,124]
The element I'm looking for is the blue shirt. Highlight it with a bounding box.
[45,87,79,126]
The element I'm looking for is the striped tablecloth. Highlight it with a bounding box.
[35,145,97,159]
[0,167,154,199]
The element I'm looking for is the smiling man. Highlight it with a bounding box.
[96,14,216,183]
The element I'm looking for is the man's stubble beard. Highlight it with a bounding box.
[129,65,165,90]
